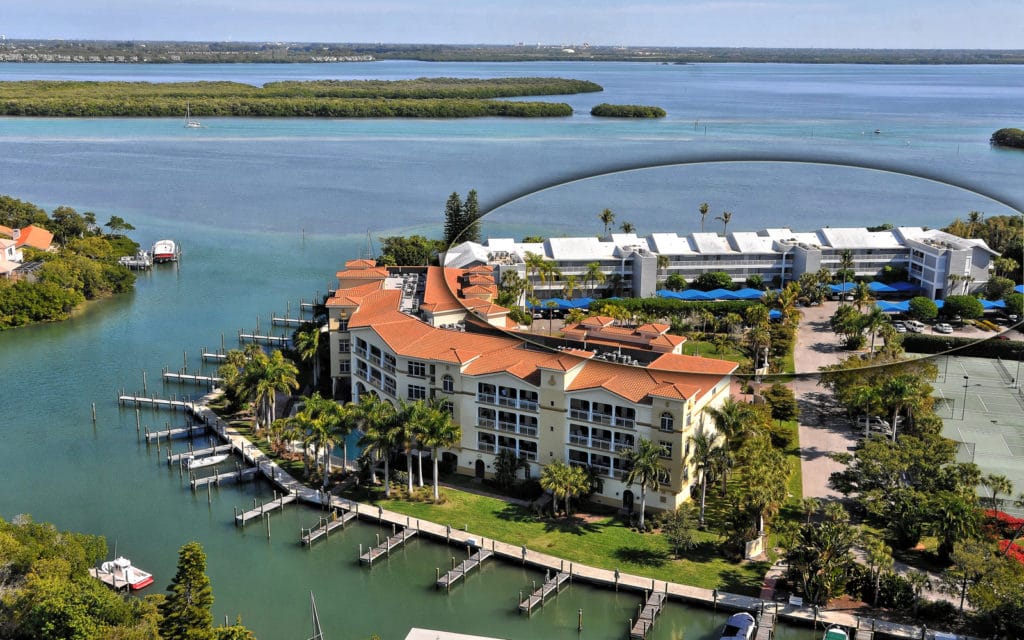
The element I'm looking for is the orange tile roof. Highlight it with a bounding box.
[326,280,385,307]
[580,316,615,328]
[467,265,494,274]
[566,359,716,403]
[636,323,670,334]
[463,273,495,285]
[344,258,378,269]
[0,224,53,250]
[336,266,389,280]
[648,352,738,376]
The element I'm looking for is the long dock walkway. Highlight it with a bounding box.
[436,548,494,591]
[238,331,290,347]
[360,528,417,566]
[629,591,667,639]
[519,571,570,613]
[119,393,193,411]
[162,370,223,386]
[300,509,359,546]
[201,349,228,363]
[755,602,778,640]
[272,315,307,327]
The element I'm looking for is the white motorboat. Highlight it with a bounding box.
[184,453,230,469]
[152,239,180,263]
[719,612,756,640]
[90,556,154,590]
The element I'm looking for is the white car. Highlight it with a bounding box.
[905,320,927,333]
[934,322,954,334]
[892,322,907,333]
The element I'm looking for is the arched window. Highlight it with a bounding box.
[660,412,674,432]
[442,374,454,394]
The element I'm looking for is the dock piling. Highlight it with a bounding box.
[91,402,96,424]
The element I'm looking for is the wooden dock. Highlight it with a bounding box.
[300,509,358,546]
[238,331,290,347]
[272,315,307,327]
[359,528,417,566]
[855,630,874,640]
[162,370,223,386]
[235,493,297,525]
[201,349,228,363]
[145,424,208,442]
[629,592,666,639]
[190,467,258,490]
[167,443,233,465]
[119,394,193,411]
[518,571,570,614]
[755,604,777,640]
[436,548,494,591]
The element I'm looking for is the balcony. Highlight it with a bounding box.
[519,425,538,438]
[612,441,634,454]
[478,442,496,453]
[493,396,539,412]
[478,417,496,429]
[590,438,612,451]
[353,347,367,358]
[477,393,497,405]
[497,421,518,433]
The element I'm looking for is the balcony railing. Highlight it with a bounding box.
[612,441,635,454]
[497,421,518,433]
[353,347,367,358]
[477,393,496,405]
[519,425,538,438]
[590,438,612,451]
[478,442,496,453]
[478,417,496,429]
[569,409,634,429]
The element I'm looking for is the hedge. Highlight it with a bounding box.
[901,333,1024,359]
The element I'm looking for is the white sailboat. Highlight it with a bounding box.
[185,102,201,128]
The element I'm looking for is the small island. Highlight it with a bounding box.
[0,195,139,329]
[991,127,1024,149]
[590,103,666,118]
[0,77,603,119]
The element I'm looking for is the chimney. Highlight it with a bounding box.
[12,228,20,241]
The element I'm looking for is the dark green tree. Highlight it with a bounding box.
[692,271,733,291]
[941,295,984,321]
[661,503,697,557]
[907,296,939,322]
[378,235,442,266]
[442,192,464,246]
[462,189,481,244]
[664,273,687,292]
[159,541,215,640]
[103,215,135,234]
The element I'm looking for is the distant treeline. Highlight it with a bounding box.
[4,39,1024,65]
[590,103,666,118]
[991,127,1024,149]
[0,78,599,118]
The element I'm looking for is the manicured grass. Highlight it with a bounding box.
[371,486,768,594]
[682,340,748,364]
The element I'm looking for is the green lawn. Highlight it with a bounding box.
[369,487,768,595]
[682,340,749,364]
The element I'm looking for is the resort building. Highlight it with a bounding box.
[443,226,997,301]
[326,260,737,512]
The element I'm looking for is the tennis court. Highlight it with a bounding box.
[932,355,1024,516]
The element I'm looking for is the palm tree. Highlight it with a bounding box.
[415,400,461,502]
[355,395,400,497]
[714,210,733,235]
[656,254,669,282]
[625,438,664,531]
[698,202,710,233]
[562,274,578,301]
[393,400,420,494]
[688,429,718,525]
[863,536,894,606]
[540,460,589,517]
[980,473,1013,511]
[545,300,559,334]
[838,249,855,299]
[583,261,606,298]
[905,569,931,618]
[967,210,983,237]
[599,208,615,238]
[293,322,322,390]
[852,281,874,312]
[863,306,887,353]
[242,349,299,434]
[523,251,546,296]
[849,383,881,439]
[800,497,821,524]
[304,392,346,488]
[619,221,635,234]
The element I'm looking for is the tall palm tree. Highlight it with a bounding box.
[863,306,887,353]
[293,322,322,390]
[303,392,345,488]
[562,274,578,301]
[619,221,635,234]
[523,251,546,297]
[625,438,664,531]
[355,395,400,497]
[688,429,718,525]
[852,281,874,312]
[584,262,605,298]
[698,202,710,233]
[714,210,733,235]
[966,210,983,237]
[838,249,855,299]
[416,400,461,502]
[599,208,615,238]
[540,460,589,517]
[392,400,420,494]
[980,473,1013,511]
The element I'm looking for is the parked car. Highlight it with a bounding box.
[905,320,927,333]
[892,321,907,333]
[934,322,954,334]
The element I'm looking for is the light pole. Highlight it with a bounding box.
[961,375,969,420]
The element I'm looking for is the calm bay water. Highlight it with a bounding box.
[1,60,1022,638]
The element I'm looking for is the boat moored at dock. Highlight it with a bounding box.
[152,239,180,263]
[719,612,756,640]
[183,453,230,469]
[90,557,154,591]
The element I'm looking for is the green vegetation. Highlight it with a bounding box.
[990,127,1024,149]
[590,103,666,118]
[0,517,252,640]
[0,195,138,329]
[944,212,1023,267]
[0,78,601,118]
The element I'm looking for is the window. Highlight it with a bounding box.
[338,317,349,331]
[657,468,671,485]
[383,353,396,373]
[338,339,351,353]
[442,374,454,393]
[407,385,427,400]
[408,361,427,378]
[383,376,396,396]
[660,412,674,432]
[339,361,350,373]
[659,441,672,459]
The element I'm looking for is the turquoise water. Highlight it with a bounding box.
[1,61,1022,638]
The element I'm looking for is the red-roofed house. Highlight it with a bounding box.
[0,225,54,252]
[325,258,737,513]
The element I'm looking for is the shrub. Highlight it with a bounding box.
[590,103,666,118]
[991,127,1024,149]
[901,334,1024,358]
[907,296,939,322]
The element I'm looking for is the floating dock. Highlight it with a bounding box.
[629,592,666,639]
[235,493,297,525]
[300,509,359,546]
[190,467,258,491]
[360,528,417,566]
[118,253,153,270]
[436,548,494,591]
[167,443,234,465]
[519,571,570,614]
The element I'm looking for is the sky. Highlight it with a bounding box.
[2,0,1023,49]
